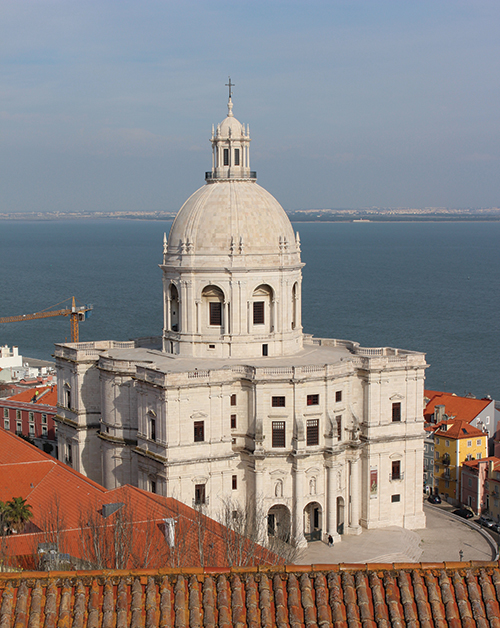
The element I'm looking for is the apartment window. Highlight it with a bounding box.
[41,413,47,424]
[29,423,35,435]
[307,394,319,406]
[272,396,286,407]
[467,440,472,447]
[477,453,482,460]
[194,421,205,442]
[234,148,240,166]
[231,394,237,406]
[391,460,401,480]
[231,414,237,429]
[336,415,342,440]
[477,439,482,446]
[253,301,264,324]
[41,425,48,436]
[194,484,206,505]
[445,440,450,447]
[16,421,22,434]
[335,390,342,403]
[16,410,21,421]
[435,438,440,444]
[391,494,401,503]
[3,408,8,419]
[307,419,319,446]
[29,412,34,421]
[223,148,229,166]
[209,302,222,326]
[468,478,472,487]
[150,418,156,442]
[272,421,286,448]
[232,475,237,490]
[392,402,401,422]
[4,419,9,430]
[445,480,450,488]
[151,480,156,494]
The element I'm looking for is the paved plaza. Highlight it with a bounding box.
[296,502,498,565]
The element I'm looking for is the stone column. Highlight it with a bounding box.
[293,461,307,547]
[327,463,338,538]
[180,280,187,333]
[349,456,362,534]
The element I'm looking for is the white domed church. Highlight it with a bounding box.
[55,90,426,544]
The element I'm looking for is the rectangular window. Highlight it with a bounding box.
[445,440,450,447]
[262,344,268,356]
[307,394,319,406]
[391,494,401,503]
[230,394,237,406]
[391,460,401,480]
[209,302,222,326]
[29,412,34,421]
[41,425,48,436]
[232,475,237,490]
[151,480,156,494]
[477,439,482,446]
[4,419,9,430]
[231,414,237,429]
[253,301,265,324]
[335,390,342,403]
[477,453,482,459]
[16,410,21,421]
[41,413,47,424]
[3,408,8,419]
[150,418,156,442]
[336,415,342,440]
[307,419,319,446]
[16,421,22,434]
[445,480,450,488]
[223,148,229,166]
[195,484,206,505]
[234,148,240,165]
[66,390,71,408]
[29,423,35,435]
[392,402,401,422]
[272,396,286,407]
[467,440,472,447]
[468,478,472,487]
[194,421,205,442]
[272,421,285,448]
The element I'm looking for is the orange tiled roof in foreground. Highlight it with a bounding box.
[2,563,500,626]
[0,429,275,570]
[424,389,492,423]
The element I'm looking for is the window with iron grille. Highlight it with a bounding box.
[232,475,237,490]
[392,402,401,422]
[392,460,401,480]
[4,419,9,430]
[209,302,222,326]
[307,394,319,406]
[234,149,240,165]
[41,425,48,436]
[307,419,319,446]
[272,421,285,448]
[335,390,342,403]
[272,396,286,407]
[336,415,342,440]
[16,421,22,434]
[29,423,35,435]
[194,421,205,442]
[195,484,206,505]
[223,149,229,166]
[253,301,264,325]
[231,414,237,429]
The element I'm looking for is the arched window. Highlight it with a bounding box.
[202,285,225,331]
[292,282,298,330]
[252,284,274,332]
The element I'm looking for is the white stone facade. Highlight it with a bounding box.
[55,94,427,543]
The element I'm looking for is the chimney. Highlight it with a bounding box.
[435,405,445,423]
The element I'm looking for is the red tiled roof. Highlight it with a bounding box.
[0,429,275,570]
[424,389,492,423]
[7,384,57,406]
[434,419,486,440]
[2,563,500,626]
[463,456,500,470]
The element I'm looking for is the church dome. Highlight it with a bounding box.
[168,180,299,259]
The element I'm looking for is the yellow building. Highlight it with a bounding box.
[434,419,487,504]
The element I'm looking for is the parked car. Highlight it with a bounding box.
[490,522,500,533]
[479,515,495,528]
[428,494,442,504]
[453,508,474,519]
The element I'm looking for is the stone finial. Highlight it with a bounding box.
[230,236,235,254]
[239,236,244,254]
[163,233,168,255]
[295,231,301,252]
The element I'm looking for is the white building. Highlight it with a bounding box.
[55,92,426,543]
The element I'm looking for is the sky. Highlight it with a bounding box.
[1,0,499,213]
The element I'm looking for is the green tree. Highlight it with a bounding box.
[5,497,33,533]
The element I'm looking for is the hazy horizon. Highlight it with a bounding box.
[1,1,499,214]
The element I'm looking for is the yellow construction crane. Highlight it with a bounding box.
[0,297,93,343]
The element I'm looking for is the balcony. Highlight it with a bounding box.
[389,472,405,482]
[205,171,257,181]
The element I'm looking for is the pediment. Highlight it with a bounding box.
[390,393,405,401]
[190,411,208,419]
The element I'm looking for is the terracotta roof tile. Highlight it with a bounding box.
[434,419,486,440]
[424,389,492,423]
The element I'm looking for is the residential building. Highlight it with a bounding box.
[462,457,500,519]
[423,425,435,492]
[0,385,57,457]
[433,419,487,504]
[0,345,55,386]
[55,90,427,545]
